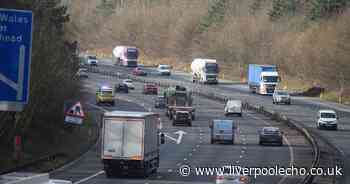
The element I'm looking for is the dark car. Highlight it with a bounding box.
[115,83,129,93]
[132,67,147,76]
[155,96,166,108]
[143,83,158,95]
[259,127,283,146]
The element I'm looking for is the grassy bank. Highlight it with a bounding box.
[0,111,99,173]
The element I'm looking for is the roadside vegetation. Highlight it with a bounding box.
[0,0,92,172]
[70,0,350,104]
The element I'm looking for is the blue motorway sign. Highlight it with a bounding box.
[0,9,33,111]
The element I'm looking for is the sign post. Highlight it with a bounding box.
[0,9,33,112]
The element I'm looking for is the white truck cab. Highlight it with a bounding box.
[317,109,338,130]
[157,64,171,75]
[259,71,279,94]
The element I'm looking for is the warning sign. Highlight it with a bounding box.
[66,102,85,118]
[64,101,85,125]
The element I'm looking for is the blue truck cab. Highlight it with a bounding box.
[248,64,279,95]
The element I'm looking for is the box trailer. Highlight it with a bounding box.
[101,111,161,177]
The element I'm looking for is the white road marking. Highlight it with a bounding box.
[246,113,295,184]
[86,102,108,112]
[74,170,104,184]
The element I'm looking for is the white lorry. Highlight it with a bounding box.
[191,58,219,84]
[101,111,162,177]
[0,172,72,184]
[112,46,139,67]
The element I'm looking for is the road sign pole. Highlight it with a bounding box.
[17,45,26,101]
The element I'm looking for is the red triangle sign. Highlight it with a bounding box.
[66,102,85,118]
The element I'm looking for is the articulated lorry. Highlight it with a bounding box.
[101,111,162,177]
[163,86,195,126]
[248,64,280,95]
[191,58,219,84]
[112,46,139,67]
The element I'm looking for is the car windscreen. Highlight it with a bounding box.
[88,56,97,60]
[263,76,278,82]
[277,92,288,95]
[205,63,218,73]
[321,113,336,118]
[101,90,113,96]
[127,49,138,59]
[263,128,280,135]
[159,65,170,69]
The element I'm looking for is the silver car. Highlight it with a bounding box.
[272,90,291,105]
[210,120,235,144]
[224,100,242,117]
[259,127,283,146]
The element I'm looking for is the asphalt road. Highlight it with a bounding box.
[93,59,348,183]
[50,71,313,184]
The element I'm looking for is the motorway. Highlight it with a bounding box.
[94,60,350,183]
[50,71,313,184]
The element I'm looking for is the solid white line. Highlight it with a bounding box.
[74,170,104,184]
[86,102,108,112]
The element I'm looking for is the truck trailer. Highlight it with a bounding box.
[112,46,139,67]
[191,58,219,84]
[101,111,161,177]
[163,86,195,126]
[248,64,279,95]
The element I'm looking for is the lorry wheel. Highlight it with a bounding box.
[188,121,192,127]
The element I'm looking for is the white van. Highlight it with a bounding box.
[210,119,235,144]
[317,109,338,130]
[224,100,242,117]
